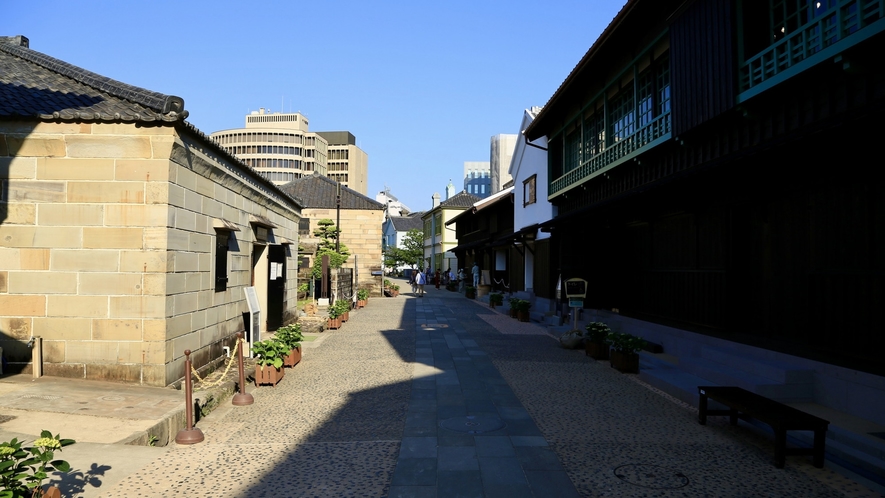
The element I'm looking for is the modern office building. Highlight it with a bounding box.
[490,134,517,194]
[317,131,368,195]
[463,161,491,198]
[210,109,328,186]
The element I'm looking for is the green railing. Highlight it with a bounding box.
[740,0,884,94]
[550,111,671,196]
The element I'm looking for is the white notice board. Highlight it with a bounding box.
[243,287,261,353]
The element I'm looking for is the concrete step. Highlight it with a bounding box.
[700,345,813,384]
[679,357,813,402]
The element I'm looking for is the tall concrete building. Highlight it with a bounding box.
[210,109,328,186]
[463,161,491,198]
[490,134,517,194]
[317,131,368,195]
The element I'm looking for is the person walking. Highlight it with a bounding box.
[409,269,418,294]
[458,268,466,292]
[415,269,426,297]
[435,269,441,289]
[472,262,480,288]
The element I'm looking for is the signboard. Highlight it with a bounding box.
[565,278,588,298]
[243,287,261,355]
[569,299,584,308]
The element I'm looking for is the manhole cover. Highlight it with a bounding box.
[440,415,505,434]
[613,464,690,489]
[100,396,126,401]
[20,395,61,401]
[0,415,17,424]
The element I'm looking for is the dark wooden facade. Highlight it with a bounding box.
[449,192,518,293]
[529,0,885,375]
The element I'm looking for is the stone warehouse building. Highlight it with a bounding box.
[278,173,384,295]
[0,36,302,386]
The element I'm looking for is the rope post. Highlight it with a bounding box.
[232,333,254,406]
[175,350,204,445]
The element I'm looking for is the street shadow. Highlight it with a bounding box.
[50,462,111,497]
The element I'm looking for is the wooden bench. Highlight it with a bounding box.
[697,386,829,468]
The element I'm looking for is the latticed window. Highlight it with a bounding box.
[434,214,442,236]
[609,89,635,143]
[582,109,605,157]
[657,55,671,115]
[564,126,581,173]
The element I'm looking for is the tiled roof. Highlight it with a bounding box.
[390,213,425,232]
[0,36,186,122]
[278,174,384,210]
[440,191,482,208]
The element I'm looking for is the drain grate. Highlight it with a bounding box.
[613,464,690,489]
[440,415,505,434]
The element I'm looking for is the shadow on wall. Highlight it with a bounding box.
[0,82,106,372]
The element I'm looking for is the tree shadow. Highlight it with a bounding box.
[50,462,112,497]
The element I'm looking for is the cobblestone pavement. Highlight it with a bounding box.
[99,284,882,497]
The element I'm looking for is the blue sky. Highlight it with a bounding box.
[3,1,625,212]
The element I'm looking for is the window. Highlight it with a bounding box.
[523,175,537,206]
[299,218,310,236]
[215,230,231,292]
[434,213,442,236]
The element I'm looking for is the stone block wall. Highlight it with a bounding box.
[0,121,300,386]
[301,208,383,295]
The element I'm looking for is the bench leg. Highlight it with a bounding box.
[774,429,786,469]
[813,428,826,468]
[698,393,708,425]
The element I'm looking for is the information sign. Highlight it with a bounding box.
[565,278,588,298]
[243,287,261,355]
[569,299,584,308]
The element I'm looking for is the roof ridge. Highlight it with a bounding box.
[0,37,186,116]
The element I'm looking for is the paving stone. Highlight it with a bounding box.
[437,469,484,497]
[475,436,517,458]
[438,446,479,471]
[400,436,438,459]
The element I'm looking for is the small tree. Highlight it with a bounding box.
[384,228,425,273]
[312,219,350,279]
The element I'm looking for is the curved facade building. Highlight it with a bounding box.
[210,109,328,185]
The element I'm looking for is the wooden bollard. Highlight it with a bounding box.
[232,333,254,406]
[175,350,204,445]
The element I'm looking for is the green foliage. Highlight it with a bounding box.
[489,293,504,305]
[274,323,304,350]
[148,435,159,446]
[0,430,75,498]
[514,299,532,312]
[357,288,369,301]
[607,331,647,354]
[585,322,612,343]
[508,297,520,308]
[383,279,391,288]
[298,282,310,294]
[384,229,425,272]
[328,299,350,319]
[251,339,288,368]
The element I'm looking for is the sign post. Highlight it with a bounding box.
[564,278,588,331]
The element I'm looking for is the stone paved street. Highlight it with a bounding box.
[100,283,882,497]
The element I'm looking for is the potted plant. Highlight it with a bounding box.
[275,323,304,367]
[383,279,391,290]
[584,322,612,360]
[391,284,400,297]
[489,292,504,308]
[0,430,75,498]
[465,285,476,299]
[515,299,532,322]
[327,302,344,329]
[335,299,351,322]
[607,331,647,373]
[357,288,369,308]
[508,297,520,318]
[251,338,288,386]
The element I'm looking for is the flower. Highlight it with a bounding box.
[32,437,61,450]
[0,444,16,456]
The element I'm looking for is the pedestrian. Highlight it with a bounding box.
[415,269,426,297]
[435,269,441,289]
[472,262,480,288]
[409,269,417,294]
[458,268,466,292]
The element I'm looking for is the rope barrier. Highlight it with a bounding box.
[493,278,510,290]
[190,337,243,389]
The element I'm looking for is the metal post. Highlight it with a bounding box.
[232,333,254,406]
[175,350,205,445]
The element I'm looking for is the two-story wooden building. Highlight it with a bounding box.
[524,0,885,468]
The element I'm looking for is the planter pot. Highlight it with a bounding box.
[255,365,285,387]
[465,291,476,299]
[610,350,640,373]
[517,311,530,322]
[585,341,610,360]
[327,317,342,329]
[342,311,350,322]
[357,299,367,308]
[284,347,302,367]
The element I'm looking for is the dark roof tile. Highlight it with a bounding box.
[278,174,384,210]
[440,191,482,208]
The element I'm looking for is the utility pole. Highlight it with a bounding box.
[336,181,341,253]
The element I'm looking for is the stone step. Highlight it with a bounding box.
[700,345,813,384]
[679,356,813,402]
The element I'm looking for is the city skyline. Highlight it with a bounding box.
[1,0,625,211]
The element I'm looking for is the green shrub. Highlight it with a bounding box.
[607,331,647,354]
[251,339,289,368]
[275,323,304,350]
[0,431,75,497]
[585,322,612,343]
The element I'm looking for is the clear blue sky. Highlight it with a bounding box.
[3,1,624,212]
